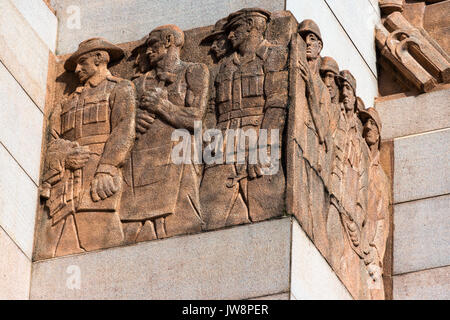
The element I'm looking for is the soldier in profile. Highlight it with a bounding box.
[199,8,289,230]
[120,25,209,242]
[327,70,370,298]
[201,18,230,131]
[320,56,340,142]
[39,38,136,258]
[359,107,390,300]
[296,19,331,256]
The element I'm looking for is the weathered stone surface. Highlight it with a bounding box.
[375,89,450,139]
[10,0,57,52]
[287,0,378,107]
[30,218,291,299]
[325,0,380,74]
[376,7,450,94]
[394,194,450,275]
[36,7,390,300]
[424,1,450,54]
[393,266,450,300]
[0,62,44,185]
[0,144,38,259]
[393,128,450,203]
[291,221,353,300]
[51,0,285,55]
[0,0,49,111]
[0,227,31,300]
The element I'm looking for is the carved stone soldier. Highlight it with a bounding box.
[327,69,371,299]
[296,19,332,256]
[320,56,340,136]
[202,17,230,64]
[360,107,390,300]
[39,38,136,257]
[200,8,289,230]
[201,18,230,131]
[319,56,341,191]
[120,25,209,242]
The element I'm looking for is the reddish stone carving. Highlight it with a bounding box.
[360,107,390,300]
[377,0,450,95]
[36,7,392,300]
[199,8,289,230]
[38,38,136,257]
[120,25,209,242]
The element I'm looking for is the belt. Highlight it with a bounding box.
[76,134,109,146]
[218,107,264,123]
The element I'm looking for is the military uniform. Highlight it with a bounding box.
[296,20,331,256]
[121,60,209,239]
[42,72,136,256]
[200,39,289,230]
[359,107,390,299]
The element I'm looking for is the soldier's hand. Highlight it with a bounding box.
[140,88,168,114]
[136,109,155,134]
[65,147,91,170]
[298,59,311,84]
[91,173,120,202]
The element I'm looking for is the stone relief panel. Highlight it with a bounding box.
[376,0,450,95]
[35,8,392,300]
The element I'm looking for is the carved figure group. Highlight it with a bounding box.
[37,7,393,299]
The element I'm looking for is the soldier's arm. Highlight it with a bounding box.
[156,63,209,132]
[260,46,289,161]
[261,46,289,127]
[96,80,136,175]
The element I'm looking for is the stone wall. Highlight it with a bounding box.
[0,0,57,299]
[30,218,352,300]
[375,88,450,300]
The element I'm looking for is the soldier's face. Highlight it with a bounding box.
[305,33,322,60]
[211,35,227,60]
[75,54,98,84]
[322,71,338,99]
[228,21,249,49]
[363,119,380,146]
[341,82,356,112]
[146,32,167,66]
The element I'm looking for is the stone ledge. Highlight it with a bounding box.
[30,217,353,299]
[376,88,450,140]
[30,218,292,300]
